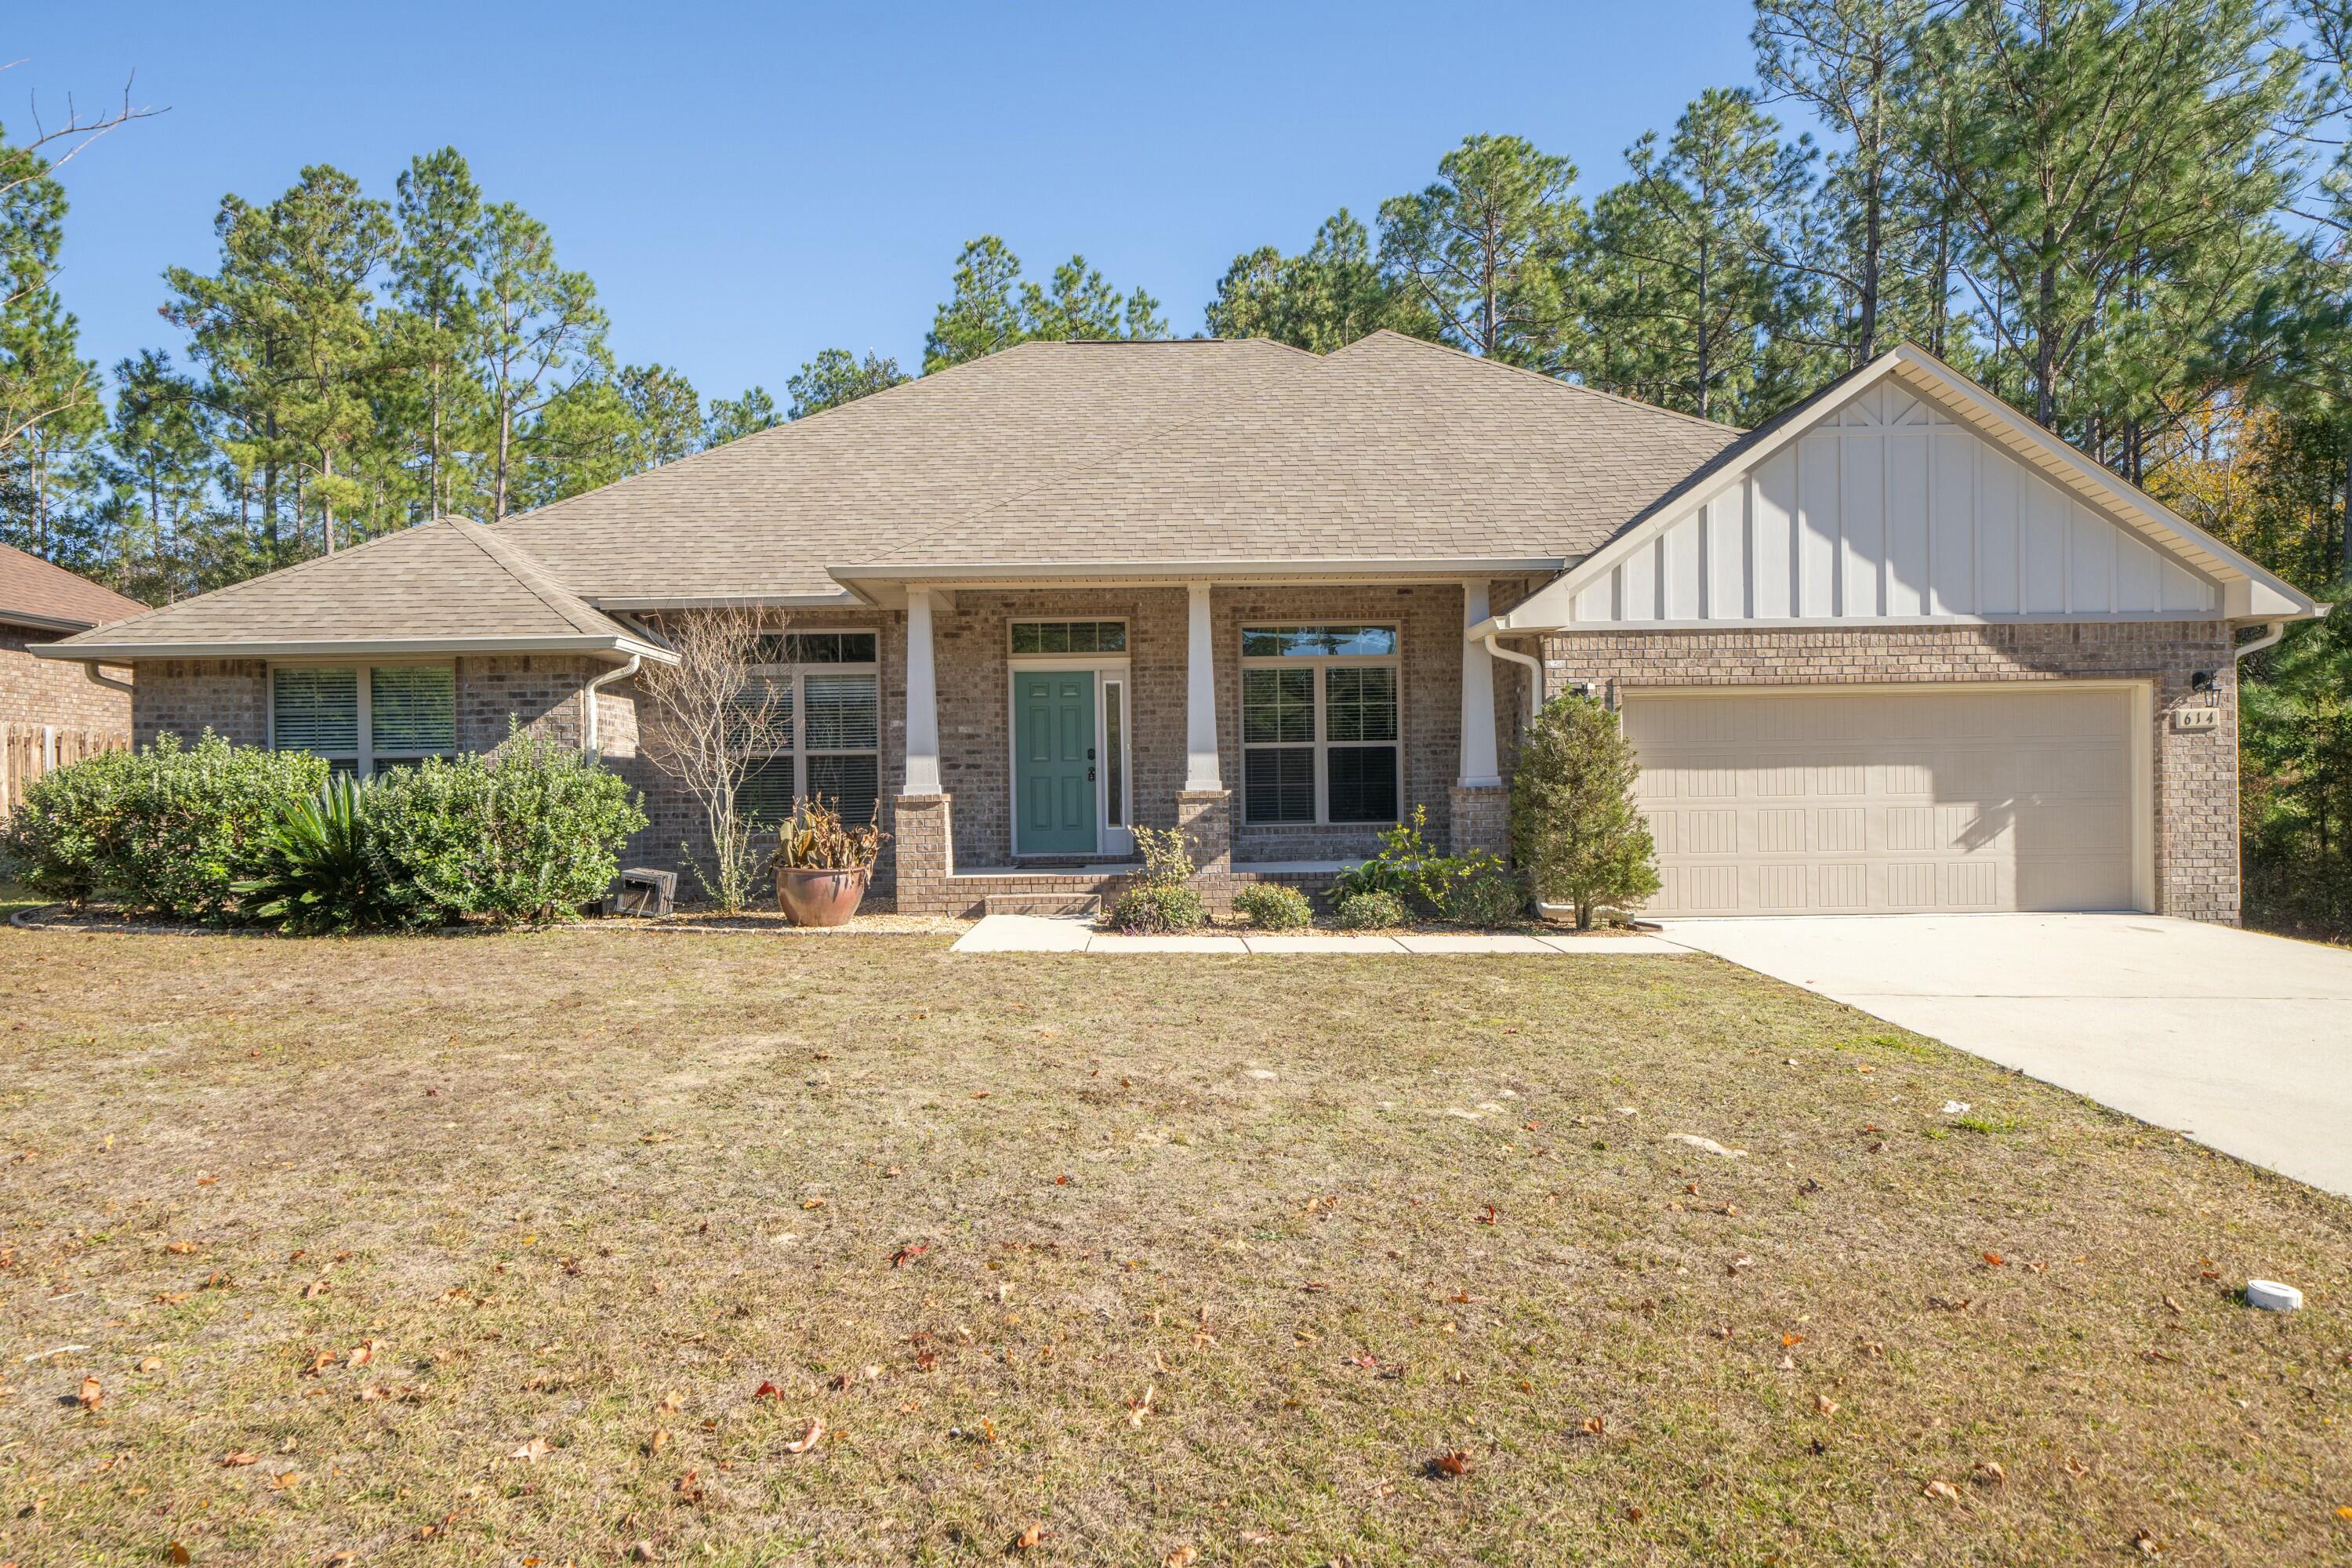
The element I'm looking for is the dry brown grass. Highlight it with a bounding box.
[1,927,2347,1566]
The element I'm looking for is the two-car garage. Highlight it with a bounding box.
[1621,684,2150,916]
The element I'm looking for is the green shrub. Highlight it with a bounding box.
[1231,882,1312,930]
[1509,692,1660,929]
[1330,804,1510,916]
[1103,824,1204,931]
[1329,805,1453,907]
[1108,882,1206,933]
[233,775,412,935]
[367,728,648,925]
[1330,889,1408,930]
[1439,869,1527,927]
[0,732,327,917]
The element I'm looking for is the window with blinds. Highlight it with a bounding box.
[272,664,456,776]
[738,633,882,826]
[370,666,456,760]
[1239,624,1401,826]
[272,667,360,758]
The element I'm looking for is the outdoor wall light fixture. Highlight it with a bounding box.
[2191,670,2217,692]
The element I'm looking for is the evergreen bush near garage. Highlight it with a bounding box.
[0,731,327,917]
[1509,691,1661,929]
[1231,881,1312,930]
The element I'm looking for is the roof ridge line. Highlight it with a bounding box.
[1335,328,1747,436]
[452,519,612,637]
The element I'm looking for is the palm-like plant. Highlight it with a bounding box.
[232,774,403,934]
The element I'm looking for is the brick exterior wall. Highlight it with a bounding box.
[1536,621,2241,923]
[1,622,134,732]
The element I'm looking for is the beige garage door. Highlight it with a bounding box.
[1621,686,2142,916]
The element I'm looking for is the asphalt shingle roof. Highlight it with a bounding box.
[0,543,148,632]
[42,517,655,657]
[44,333,1751,655]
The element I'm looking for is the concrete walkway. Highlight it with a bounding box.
[1659,913,2352,1198]
[951,913,1690,956]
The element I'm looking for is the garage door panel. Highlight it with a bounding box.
[1624,688,2139,916]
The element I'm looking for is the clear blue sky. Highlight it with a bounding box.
[24,1,1773,402]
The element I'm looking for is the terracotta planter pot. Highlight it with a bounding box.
[775,865,873,927]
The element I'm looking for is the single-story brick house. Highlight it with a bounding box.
[31,332,2323,920]
[2,543,143,811]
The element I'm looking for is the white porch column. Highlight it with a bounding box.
[1457,579,1501,788]
[1183,582,1222,791]
[902,586,942,795]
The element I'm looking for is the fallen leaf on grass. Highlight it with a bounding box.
[325,1552,358,1566]
[1428,1449,1472,1478]
[753,1381,782,1401]
[75,1376,101,1409]
[301,1351,337,1377]
[1813,1395,1839,1417]
[1012,1523,1044,1551]
[2163,1294,2185,1315]
[783,1418,824,1454]
[2134,1530,2163,1557]
[657,1392,683,1414]
[136,1356,163,1374]
[219,1452,258,1467]
[889,1244,928,1269]
[1974,1461,2007,1486]
[1922,1479,1961,1501]
[672,1468,705,1506]
[1128,1385,1156,1428]
[629,1543,658,1563]
[1163,1548,1199,1567]
[508,1437,549,1464]
[1579,1416,1606,1437]
[299,1279,330,1300]
[267,1469,302,1491]
[646,1428,670,1456]
[166,1546,191,1566]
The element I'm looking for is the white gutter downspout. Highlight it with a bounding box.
[2233,619,2291,662]
[582,653,641,754]
[1484,633,1542,726]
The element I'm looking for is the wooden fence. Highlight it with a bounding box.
[1,723,132,816]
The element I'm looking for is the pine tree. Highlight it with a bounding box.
[1377,136,1579,365]
[618,362,702,470]
[390,148,483,520]
[705,385,781,444]
[924,238,1164,372]
[784,350,903,419]
[105,350,211,601]
[1206,209,1432,350]
[471,202,608,520]
[1574,89,1820,423]
[0,122,103,556]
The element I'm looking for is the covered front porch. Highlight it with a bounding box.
[862,574,1534,918]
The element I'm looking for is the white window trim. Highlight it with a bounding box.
[1004,655,1134,858]
[746,632,882,818]
[267,658,457,778]
[1240,622,1403,828]
[1006,617,1131,659]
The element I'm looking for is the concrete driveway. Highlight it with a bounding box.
[1656,913,2352,1198]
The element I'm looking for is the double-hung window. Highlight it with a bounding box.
[271,663,456,777]
[739,630,882,826]
[1240,624,1400,826]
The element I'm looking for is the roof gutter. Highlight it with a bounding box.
[829,556,1564,586]
[2,608,103,635]
[28,633,680,666]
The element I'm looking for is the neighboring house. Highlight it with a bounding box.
[1,543,143,811]
[31,333,2324,920]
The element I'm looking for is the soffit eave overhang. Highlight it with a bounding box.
[29,633,680,666]
[824,557,1565,605]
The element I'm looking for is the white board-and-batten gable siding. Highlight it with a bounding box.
[1569,382,2220,627]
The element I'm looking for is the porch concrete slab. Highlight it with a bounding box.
[951,914,1094,953]
[1240,934,1409,953]
[1534,933,1692,955]
[1393,933,1558,954]
[1089,933,1250,953]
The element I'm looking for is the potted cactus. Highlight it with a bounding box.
[771,798,886,926]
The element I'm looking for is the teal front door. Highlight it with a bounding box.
[1015,670,1097,855]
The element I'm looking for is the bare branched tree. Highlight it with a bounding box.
[635,606,790,912]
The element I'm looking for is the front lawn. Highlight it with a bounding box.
[2,930,2346,1565]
